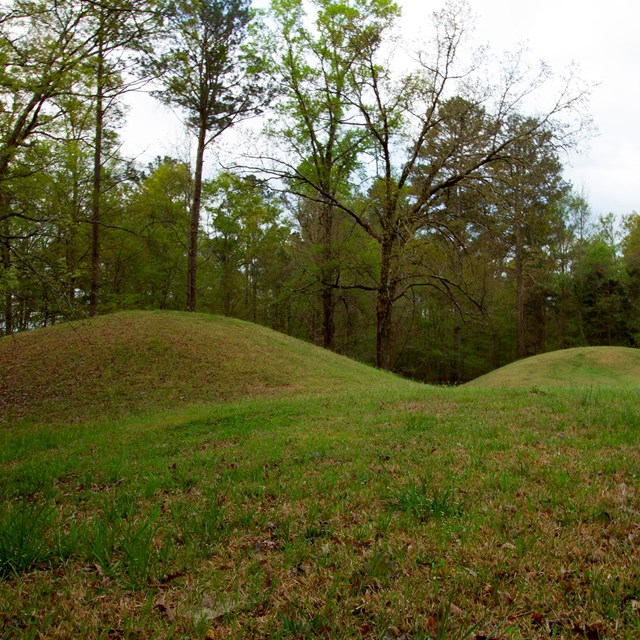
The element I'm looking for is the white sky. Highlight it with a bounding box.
[122,0,640,218]
[400,0,640,218]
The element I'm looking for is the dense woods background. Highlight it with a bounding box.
[1,0,638,383]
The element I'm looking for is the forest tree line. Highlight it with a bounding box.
[2,0,638,383]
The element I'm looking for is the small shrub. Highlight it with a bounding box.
[350,545,399,595]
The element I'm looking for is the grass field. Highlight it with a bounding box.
[1,313,639,639]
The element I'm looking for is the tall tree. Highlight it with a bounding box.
[1,0,97,330]
[262,0,589,368]
[0,0,95,188]
[85,0,160,316]
[135,157,191,306]
[0,0,158,324]
[266,0,394,349]
[622,212,640,345]
[147,0,267,312]
[573,214,629,346]
[488,116,570,357]
[202,171,286,319]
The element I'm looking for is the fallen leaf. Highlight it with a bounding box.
[572,623,604,640]
[154,599,175,623]
[202,595,214,609]
[160,570,186,584]
[531,612,544,625]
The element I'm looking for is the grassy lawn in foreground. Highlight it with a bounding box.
[1,383,639,639]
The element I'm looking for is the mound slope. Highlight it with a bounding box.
[466,346,640,388]
[0,311,398,424]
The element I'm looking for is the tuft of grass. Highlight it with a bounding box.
[86,515,121,573]
[389,481,462,522]
[120,512,163,588]
[0,500,54,577]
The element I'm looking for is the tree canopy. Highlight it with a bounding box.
[3,0,634,383]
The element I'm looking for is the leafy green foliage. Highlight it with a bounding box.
[147,0,261,134]
[201,171,290,318]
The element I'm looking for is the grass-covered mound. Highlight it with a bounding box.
[0,310,400,424]
[466,346,640,388]
[2,316,640,637]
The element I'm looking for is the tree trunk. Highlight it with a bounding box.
[251,261,257,323]
[454,324,462,382]
[376,239,395,370]
[341,296,351,353]
[89,26,105,317]
[2,216,12,335]
[515,219,526,358]
[222,258,232,316]
[320,201,335,350]
[376,291,394,370]
[187,124,206,312]
[321,286,335,350]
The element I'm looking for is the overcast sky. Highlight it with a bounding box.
[401,0,639,218]
[123,0,639,219]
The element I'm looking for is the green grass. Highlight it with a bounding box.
[466,346,640,388]
[0,310,398,425]
[1,313,640,638]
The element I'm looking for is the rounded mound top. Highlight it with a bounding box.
[466,346,640,388]
[0,311,396,424]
